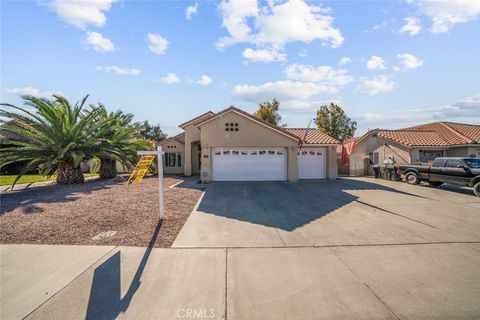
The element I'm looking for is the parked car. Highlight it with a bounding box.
[396,157,480,197]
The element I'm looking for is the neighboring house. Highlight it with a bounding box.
[347,121,480,176]
[158,106,340,182]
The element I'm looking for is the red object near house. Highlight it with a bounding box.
[341,139,356,165]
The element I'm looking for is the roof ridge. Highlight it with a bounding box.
[441,121,480,127]
[379,128,435,133]
[195,106,301,141]
[438,122,474,143]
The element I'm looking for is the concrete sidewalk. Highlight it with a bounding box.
[2,243,480,319]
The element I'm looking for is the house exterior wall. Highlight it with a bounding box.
[159,138,185,175]
[349,136,411,176]
[326,145,338,179]
[469,146,480,158]
[183,124,201,176]
[446,146,469,157]
[198,111,299,182]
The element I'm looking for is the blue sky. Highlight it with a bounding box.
[1,0,479,136]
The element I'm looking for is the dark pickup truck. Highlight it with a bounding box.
[397,157,480,197]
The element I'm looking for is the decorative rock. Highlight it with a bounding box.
[91,231,117,241]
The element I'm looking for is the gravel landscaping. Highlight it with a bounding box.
[0,176,203,247]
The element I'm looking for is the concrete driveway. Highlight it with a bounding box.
[173,177,480,247]
[2,177,480,319]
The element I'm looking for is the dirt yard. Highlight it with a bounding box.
[0,176,203,247]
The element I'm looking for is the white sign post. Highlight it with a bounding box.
[137,146,165,220]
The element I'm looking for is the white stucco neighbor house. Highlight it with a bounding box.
[158,106,340,182]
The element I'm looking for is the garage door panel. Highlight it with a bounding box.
[212,148,286,181]
[298,148,326,179]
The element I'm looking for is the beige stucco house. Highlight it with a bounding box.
[345,122,480,176]
[159,106,340,182]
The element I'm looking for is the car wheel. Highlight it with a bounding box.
[429,181,443,187]
[474,182,480,197]
[405,172,420,185]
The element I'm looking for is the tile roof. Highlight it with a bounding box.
[179,111,215,128]
[376,130,450,147]
[284,128,340,144]
[159,132,185,145]
[374,121,480,147]
[442,122,480,143]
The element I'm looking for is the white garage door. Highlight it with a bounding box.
[212,148,287,181]
[298,148,326,179]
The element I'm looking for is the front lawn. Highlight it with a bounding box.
[0,174,99,186]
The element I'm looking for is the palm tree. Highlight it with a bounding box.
[0,95,101,185]
[91,106,153,179]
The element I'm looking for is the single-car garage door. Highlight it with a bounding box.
[298,148,326,179]
[212,148,286,181]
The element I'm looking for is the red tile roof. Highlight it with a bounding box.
[179,111,215,128]
[159,132,185,145]
[374,121,480,147]
[285,128,340,144]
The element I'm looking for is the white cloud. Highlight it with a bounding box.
[147,33,169,55]
[4,86,63,99]
[284,64,353,86]
[396,53,424,70]
[366,56,386,70]
[95,66,140,75]
[186,2,198,20]
[339,57,351,65]
[356,95,480,129]
[85,31,115,52]
[216,0,344,58]
[354,75,395,96]
[409,0,480,33]
[242,47,286,62]
[47,0,117,29]
[191,75,213,85]
[232,80,336,103]
[161,73,180,84]
[398,17,421,36]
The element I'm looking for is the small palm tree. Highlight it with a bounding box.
[0,95,101,185]
[91,106,153,179]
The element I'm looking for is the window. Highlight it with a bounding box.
[259,150,266,155]
[241,151,248,155]
[223,150,230,155]
[445,159,464,168]
[268,150,275,155]
[464,159,480,168]
[316,152,322,155]
[369,152,379,165]
[250,151,258,155]
[214,151,221,155]
[232,150,240,155]
[165,153,181,167]
[309,151,315,155]
[419,150,444,163]
[277,151,284,155]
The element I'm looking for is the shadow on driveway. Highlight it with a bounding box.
[86,218,163,319]
[196,179,434,231]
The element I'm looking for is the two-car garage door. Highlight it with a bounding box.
[211,147,327,181]
[212,148,286,181]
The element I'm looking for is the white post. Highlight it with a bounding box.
[157,146,164,220]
